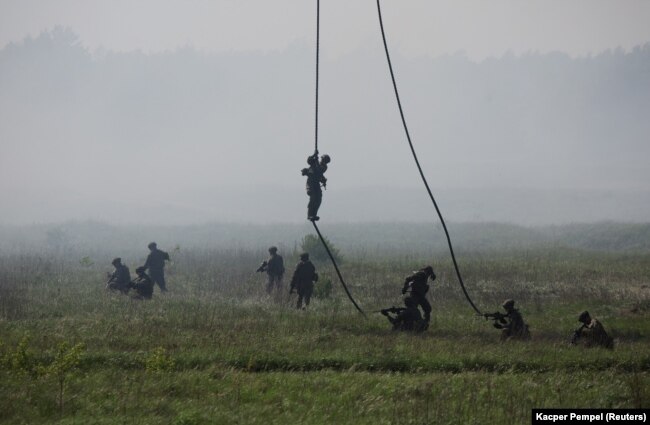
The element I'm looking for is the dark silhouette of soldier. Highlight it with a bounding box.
[129,267,154,300]
[143,242,170,292]
[571,311,613,349]
[381,296,426,332]
[290,252,318,310]
[490,299,530,341]
[262,246,285,295]
[301,153,330,221]
[106,258,131,294]
[401,266,435,326]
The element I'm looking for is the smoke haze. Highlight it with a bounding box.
[1,22,649,225]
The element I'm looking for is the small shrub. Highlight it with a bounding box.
[8,336,39,376]
[314,277,333,299]
[44,342,86,414]
[145,347,175,372]
[300,234,343,264]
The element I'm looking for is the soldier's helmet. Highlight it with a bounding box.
[321,154,331,164]
[502,299,515,310]
[148,242,157,249]
[135,266,146,275]
[421,266,434,277]
[578,311,591,323]
[404,296,417,308]
[307,156,317,165]
[299,252,309,261]
[112,257,122,265]
[269,246,278,253]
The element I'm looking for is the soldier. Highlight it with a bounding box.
[571,311,614,349]
[106,257,131,294]
[301,152,330,221]
[289,252,318,310]
[401,266,435,326]
[262,246,285,295]
[142,242,170,292]
[381,296,426,332]
[129,267,154,300]
[486,299,531,341]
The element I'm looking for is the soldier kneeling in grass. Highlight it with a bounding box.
[484,299,531,341]
[570,311,614,349]
[381,296,427,332]
[106,258,131,294]
[128,267,154,300]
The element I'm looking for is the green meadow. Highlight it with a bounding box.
[1,223,649,424]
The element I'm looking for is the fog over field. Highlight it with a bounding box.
[1,2,649,225]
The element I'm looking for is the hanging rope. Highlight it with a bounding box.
[314,0,320,154]
[308,0,365,316]
[375,0,482,315]
[312,221,366,317]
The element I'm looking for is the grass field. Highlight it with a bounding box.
[1,239,649,424]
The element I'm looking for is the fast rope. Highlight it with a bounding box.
[310,0,365,316]
[314,0,320,154]
[375,0,482,315]
[312,221,366,317]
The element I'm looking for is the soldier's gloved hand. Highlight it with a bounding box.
[301,168,309,176]
[401,288,407,295]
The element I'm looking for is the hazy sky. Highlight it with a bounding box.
[1,1,649,225]
[2,0,650,59]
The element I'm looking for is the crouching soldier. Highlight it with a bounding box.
[106,258,131,294]
[402,266,435,326]
[571,311,614,349]
[289,253,318,310]
[381,296,426,332]
[484,299,531,341]
[129,267,154,300]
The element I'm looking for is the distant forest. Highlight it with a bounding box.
[1,28,649,225]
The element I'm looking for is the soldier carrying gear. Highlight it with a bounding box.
[401,266,435,325]
[571,311,614,349]
[106,257,131,294]
[289,252,318,310]
[142,242,170,292]
[381,296,426,332]
[259,246,285,295]
[129,266,154,300]
[485,299,530,341]
[301,152,330,221]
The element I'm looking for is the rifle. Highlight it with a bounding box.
[375,306,406,316]
[482,311,508,325]
[105,272,115,289]
[570,324,586,345]
[255,261,268,273]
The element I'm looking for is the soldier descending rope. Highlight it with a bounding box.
[301,152,330,221]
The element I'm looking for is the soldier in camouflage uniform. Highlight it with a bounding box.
[401,266,435,326]
[301,153,330,221]
[262,246,285,295]
[571,311,614,349]
[492,299,530,341]
[143,242,170,292]
[289,253,318,310]
[381,296,426,332]
[129,267,154,300]
[106,258,131,294]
